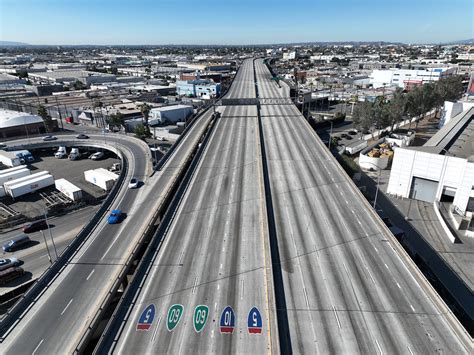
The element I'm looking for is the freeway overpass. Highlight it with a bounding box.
[1,112,217,353]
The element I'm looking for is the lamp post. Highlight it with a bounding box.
[40,230,52,264]
[359,161,382,209]
[44,210,58,259]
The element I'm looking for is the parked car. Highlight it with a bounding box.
[0,257,20,271]
[42,135,57,141]
[348,130,358,136]
[0,267,24,285]
[3,235,31,252]
[128,178,139,189]
[89,152,104,160]
[107,209,122,224]
[76,134,89,139]
[23,219,48,233]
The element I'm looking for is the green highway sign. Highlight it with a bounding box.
[193,305,209,333]
[167,304,184,331]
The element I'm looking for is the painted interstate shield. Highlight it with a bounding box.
[167,304,184,331]
[247,306,262,334]
[136,304,155,331]
[193,305,209,333]
[219,306,235,334]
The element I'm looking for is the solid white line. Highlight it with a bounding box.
[32,338,44,355]
[101,233,122,260]
[332,305,341,329]
[303,287,310,308]
[410,305,415,312]
[367,269,376,284]
[192,276,198,294]
[60,298,74,316]
[396,282,402,289]
[86,269,95,281]
[240,280,244,300]
[384,263,389,269]
[407,345,414,355]
[151,317,161,343]
[375,338,383,355]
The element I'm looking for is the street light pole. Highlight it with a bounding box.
[40,230,52,264]
[44,210,58,259]
[373,169,381,209]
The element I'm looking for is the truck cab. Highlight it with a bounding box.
[55,146,67,159]
[68,148,80,160]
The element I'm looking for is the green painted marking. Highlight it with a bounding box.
[166,304,184,331]
[193,305,209,333]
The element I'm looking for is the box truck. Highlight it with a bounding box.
[0,150,22,167]
[11,150,34,164]
[5,174,55,198]
[55,178,82,201]
[84,169,118,191]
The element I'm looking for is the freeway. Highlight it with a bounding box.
[1,109,216,353]
[112,104,273,354]
[254,59,468,353]
[226,58,256,99]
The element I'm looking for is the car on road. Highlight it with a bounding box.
[3,235,31,252]
[76,134,89,139]
[42,135,57,141]
[23,219,48,233]
[107,209,122,224]
[128,178,139,189]
[0,257,20,271]
[89,152,104,160]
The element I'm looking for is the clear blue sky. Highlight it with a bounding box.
[0,0,472,45]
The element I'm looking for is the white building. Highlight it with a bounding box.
[369,67,457,89]
[149,105,193,125]
[387,107,474,216]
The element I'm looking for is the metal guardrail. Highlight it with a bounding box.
[0,143,129,341]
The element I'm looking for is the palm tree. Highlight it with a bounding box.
[37,104,53,133]
[138,103,151,135]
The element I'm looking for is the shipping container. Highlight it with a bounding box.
[3,171,50,190]
[5,174,55,198]
[0,150,22,167]
[55,178,82,201]
[0,168,30,186]
[84,169,117,191]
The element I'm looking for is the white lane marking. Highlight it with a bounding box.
[384,263,389,269]
[86,269,95,281]
[396,282,402,289]
[410,305,415,312]
[101,231,124,261]
[375,338,383,354]
[343,262,349,274]
[374,246,378,253]
[240,280,244,300]
[151,317,161,343]
[192,276,198,294]
[178,251,184,265]
[60,298,74,316]
[303,287,310,308]
[367,269,376,284]
[407,345,414,355]
[32,338,44,355]
[217,284,220,290]
[332,305,341,329]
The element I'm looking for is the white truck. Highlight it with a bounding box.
[55,178,82,201]
[55,146,67,159]
[4,174,55,198]
[11,150,34,164]
[84,168,118,191]
[69,148,80,160]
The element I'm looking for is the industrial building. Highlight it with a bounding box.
[387,107,474,217]
[149,105,193,125]
[0,109,46,138]
[29,70,116,86]
[176,79,220,98]
[369,67,457,89]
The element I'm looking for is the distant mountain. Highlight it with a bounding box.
[0,40,31,47]
[444,39,474,45]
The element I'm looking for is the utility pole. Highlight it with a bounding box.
[41,230,52,264]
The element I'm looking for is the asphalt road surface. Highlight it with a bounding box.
[1,111,215,354]
[254,59,467,353]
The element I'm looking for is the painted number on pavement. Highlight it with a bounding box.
[167,304,184,331]
[219,306,235,334]
[193,305,209,333]
[247,306,262,334]
[136,304,155,331]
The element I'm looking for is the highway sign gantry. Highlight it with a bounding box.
[247,307,262,334]
[193,305,209,333]
[219,306,236,334]
[167,304,184,331]
[136,304,155,331]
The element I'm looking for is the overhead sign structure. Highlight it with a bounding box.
[219,306,236,334]
[193,305,209,333]
[167,304,184,331]
[247,307,262,334]
[136,304,155,331]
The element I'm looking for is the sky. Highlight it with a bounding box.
[0,0,472,45]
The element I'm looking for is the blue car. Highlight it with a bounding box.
[107,209,122,224]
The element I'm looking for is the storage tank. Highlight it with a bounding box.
[5,174,55,198]
[55,178,82,201]
[0,168,30,186]
[84,169,117,191]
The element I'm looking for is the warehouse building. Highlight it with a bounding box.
[0,109,46,138]
[29,70,116,86]
[387,107,474,216]
[149,105,193,125]
[369,67,456,89]
[176,79,220,98]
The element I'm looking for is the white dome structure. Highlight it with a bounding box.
[0,110,44,129]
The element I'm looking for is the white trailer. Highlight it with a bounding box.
[5,174,54,198]
[0,166,28,176]
[0,150,22,167]
[84,169,117,191]
[149,105,193,125]
[55,178,82,201]
[345,139,368,155]
[0,168,30,186]
[3,171,50,190]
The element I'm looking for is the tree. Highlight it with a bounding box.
[387,88,407,132]
[107,112,124,131]
[138,103,151,134]
[134,124,149,140]
[73,80,86,90]
[37,104,54,133]
[352,101,374,134]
